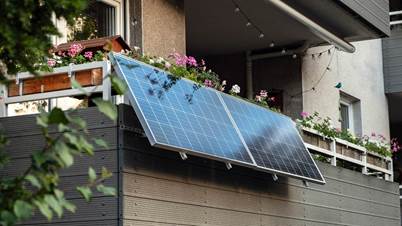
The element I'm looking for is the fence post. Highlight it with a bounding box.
[362,149,368,175]
[330,139,337,166]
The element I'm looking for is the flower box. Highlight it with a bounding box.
[335,140,363,161]
[7,67,103,97]
[301,129,332,151]
[367,152,389,169]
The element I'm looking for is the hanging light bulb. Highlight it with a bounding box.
[246,21,252,27]
[234,7,240,13]
[269,41,275,48]
[292,54,297,59]
[259,33,265,38]
[281,49,286,54]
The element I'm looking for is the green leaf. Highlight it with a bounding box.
[88,167,97,184]
[101,167,112,179]
[93,98,117,121]
[25,174,41,188]
[93,138,109,149]
[56,142,74,167]
[76,186,92,201]
[32,151,47,168]
[36,113,49,128]
[110,75,127,95]
[62,200,76,213]
[48,108,69,125]
[71,79,89,96]
[0,210,16,226]
[96,184,116,196]
[13,200,33,220]
[33,200,53,220]
[44,195,63,218]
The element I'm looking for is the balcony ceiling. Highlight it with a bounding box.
[185,0,386,55]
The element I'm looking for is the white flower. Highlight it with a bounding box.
[134,46,140,51]
[156,57,164,64]
[222,80,227,86]
[230,84,240,94]
[149,59,155,64]
[165,61,171,68]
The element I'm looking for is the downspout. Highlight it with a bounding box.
[265,0,356,53]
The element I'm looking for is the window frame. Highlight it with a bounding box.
[340,99,354,133]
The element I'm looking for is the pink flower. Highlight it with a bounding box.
[335,128,342,133]
[165,61,171,69]
[204,79,213,87]
[371,132,376,137]
[187,56,197,67]
[68,44,83,57]
[84,51,93,59]
[201,59,206,66]
[47,59,56,67]
[169,52,187,66]
[300,112,309,118]
[260,90,268,98]
[269,97,275,102]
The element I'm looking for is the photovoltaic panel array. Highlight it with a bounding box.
[111,53,325,184]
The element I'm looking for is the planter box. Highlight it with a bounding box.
[335,142,363,161]
[367,153,388,169]
[302,130,332,151]
[8,68,103,97]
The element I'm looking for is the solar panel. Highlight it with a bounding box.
[220,93,325,184]
[111,54,255,166]
[110,53,325,184]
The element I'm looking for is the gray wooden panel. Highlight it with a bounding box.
[0,149,118,178]
[0,106,116,137]
[3,127,117,159]
[19,197,118,225]
[383,27,402,93]
[19,220,118,226]
[338,0,390,36]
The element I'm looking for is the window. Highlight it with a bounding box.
[55,0,123,44]
[339,92,362,136]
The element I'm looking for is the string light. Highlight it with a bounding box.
[281,49,286,54]
[231,0,265,39]
[292,54,297,59]
[310,46,335,59]
[290,47,337,98]
[269,41,275,48]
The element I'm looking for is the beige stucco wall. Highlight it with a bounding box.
[302,39,390,139]
[142,0,186,58]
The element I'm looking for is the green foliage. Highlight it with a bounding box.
[0,0,87,83]
[67,15,98,41]
[92,98,117,121]
[297,111,394,157]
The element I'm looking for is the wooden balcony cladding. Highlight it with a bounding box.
[7,68,103,97]
[383,27,402,93]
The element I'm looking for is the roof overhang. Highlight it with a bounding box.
[185,0,389,55]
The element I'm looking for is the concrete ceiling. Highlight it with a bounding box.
[185,0,381,55]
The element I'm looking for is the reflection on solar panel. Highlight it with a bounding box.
[220,94,325,183]
[111,53,325,184]
[112,54,255,166]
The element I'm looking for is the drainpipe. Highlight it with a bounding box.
[265,0,356,53]
[250,41,310,61]
[246,51,253,100]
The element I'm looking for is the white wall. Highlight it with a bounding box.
[302,39,390,139]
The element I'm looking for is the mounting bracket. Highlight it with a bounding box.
[303,180,309,187]
[179,152,188,160]
[225,162,232,170]
[272,174,278,181]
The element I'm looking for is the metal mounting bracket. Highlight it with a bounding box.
[303,180,309,187]
[225,162,232,170]
[272,174,278,181]
[179,152,188,160]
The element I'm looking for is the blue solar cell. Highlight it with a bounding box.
[220,93,325,183]
[112,54,254,165]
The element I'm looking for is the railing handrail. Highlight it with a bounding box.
[390,10,402,16]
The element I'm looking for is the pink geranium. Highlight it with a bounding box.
[187,56,197,67]
[84,51,93,59]
[47,59,56,67]
[260,90,268,98]
[204,79,213,87]
[300,112,309,118]
[68,44,83,57]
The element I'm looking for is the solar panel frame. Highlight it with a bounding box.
[110,53,258,169]
[110,53,325,184]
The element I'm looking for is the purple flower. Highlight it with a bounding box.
[187,56,197,67]
[47,59,56,67]
[204,79,213,87]
[84,51,93,59]
[169,52,187,66]
[300,112,309,118]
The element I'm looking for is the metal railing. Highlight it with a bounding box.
[390,10,402,26]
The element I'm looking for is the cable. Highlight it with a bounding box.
[231,0,266,38]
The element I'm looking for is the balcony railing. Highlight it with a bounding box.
[301,127,393,181]
[390,10,402,26]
